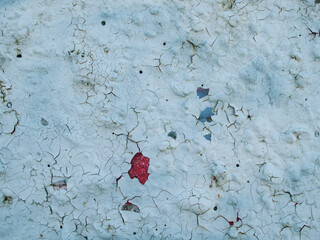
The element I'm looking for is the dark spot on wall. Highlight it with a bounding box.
[3,195,13,204]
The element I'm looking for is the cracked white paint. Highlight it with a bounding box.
[0,0,320,239]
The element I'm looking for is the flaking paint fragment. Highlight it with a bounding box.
[128,153,150,185]
[197,87,209,99]
[168,131,177,140]
[121,201,140,213]
[51,179,67,190]
[204,133,211,141]
[199,107,214,123]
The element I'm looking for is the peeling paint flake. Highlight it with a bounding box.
[128,153,150,185]
[197,87,209,99]
[51,179,67,190]
[204,133,211,141]
[199,107,214,123]
[121,201,140,213]
[168,131,177,139]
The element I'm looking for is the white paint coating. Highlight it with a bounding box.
[0,0,320,239]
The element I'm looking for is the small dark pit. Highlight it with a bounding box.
[101,21,106,26]
[17,54,22,58]
[139,70,143,74]
[213,206,218,211]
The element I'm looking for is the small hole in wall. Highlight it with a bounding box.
[139,70,143,74]
[163,42,166,46]
[213,206,218,211]
[247,180,250,183]
[164,224,166,227]
[60,226,63,229]
[156,229,158,231]
[236,164,239,167]
[305,98,307,101]
[201,84,204,87]
[17,54,22,58]
[133,232,136,235]
[47,164,50,167]
[166,99,168,101]
[101,21,106,26]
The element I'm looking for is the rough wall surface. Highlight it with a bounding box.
[0,0,320,239]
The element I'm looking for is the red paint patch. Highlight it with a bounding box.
[128,153,150,185]
[229,221,234,226]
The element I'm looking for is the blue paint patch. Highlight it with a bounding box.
[197,87,209,99]
[204,134,211,141]
[168,131,177,140]
[199,107,214,123]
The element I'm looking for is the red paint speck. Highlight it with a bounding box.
[236,213,241,222]
[116,175,122,187]
[128,153,150,185]
[125,200,132,205]
[229,221,234,226]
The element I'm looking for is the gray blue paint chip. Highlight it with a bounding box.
[168,131,177,139]
[197,87,209,99]
[199,107,214,123]
[204,134,211,141]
